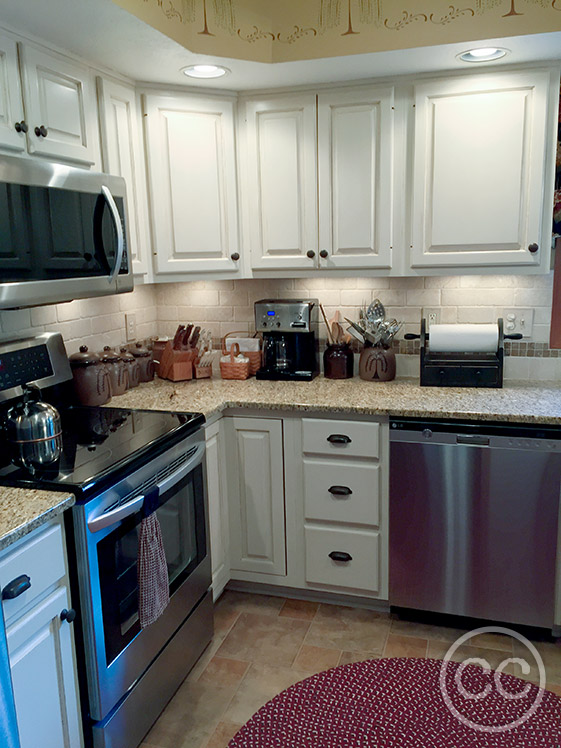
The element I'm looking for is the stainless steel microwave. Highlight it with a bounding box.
[0,155,133,309]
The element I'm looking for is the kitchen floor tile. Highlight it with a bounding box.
[215,590,285,617]
[203,721,243,748]
[199,656,250,687]
[293,644,341,673]
[279,598,319,620]
[427,641,513,671]
[223,663,309,725]
[384,634,428,658]
[512,639,561,685]
[391,617,467,643]
[216,611,311,666]
[338,651,382,666]
[304,603,390,653]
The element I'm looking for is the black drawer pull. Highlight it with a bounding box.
[2,574,31,600]
[329,551,352,563]
[327,434,351,445]
[60,608,77,623]
[328,485,352,497]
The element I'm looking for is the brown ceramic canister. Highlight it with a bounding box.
[100,346,129,396]
[132,342,155,382]
[120,347,140,388]
[359,346,396,382]
[68,346,111,406]
[323,344,354,379]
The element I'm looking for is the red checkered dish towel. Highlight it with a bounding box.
[138,496,169,629]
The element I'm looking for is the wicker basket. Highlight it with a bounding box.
[220,342,251,380]
[222,331,261,376]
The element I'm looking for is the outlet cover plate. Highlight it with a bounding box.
[125,313,136,342]
[423,308,441,328]
[503,308,534,337]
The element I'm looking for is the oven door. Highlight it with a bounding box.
[73,430,211,721]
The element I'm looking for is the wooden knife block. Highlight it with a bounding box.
[157,342,196,382]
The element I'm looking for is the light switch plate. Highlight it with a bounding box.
[503,308,534,337]
[125,313,136,342]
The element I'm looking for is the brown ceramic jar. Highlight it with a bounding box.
[69,346,111,406]
[359,345,396,382]
[120,347,140,389]
[132,342,155,383]
[100,346,128,396]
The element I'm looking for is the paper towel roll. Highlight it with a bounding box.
[429,324,498,353]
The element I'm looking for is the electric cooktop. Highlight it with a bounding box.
[0,406,205,500]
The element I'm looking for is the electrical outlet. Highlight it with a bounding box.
[503,308,534,337]
[423,308,441,328]
[125,313,136,342]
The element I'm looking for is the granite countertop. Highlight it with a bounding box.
[0,487,74,552]
[108,376,561,425]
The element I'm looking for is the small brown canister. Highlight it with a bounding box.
[323,344,354,379]
[69,346,111,406]
[120,347,140,388]
[132,342,155,382]
[359,346,396,382]
[100,346,129,396]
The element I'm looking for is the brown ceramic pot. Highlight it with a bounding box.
[120,347,140,389]
[359,346,396,382]
[69,346,111,406]
[100,346,129,396]
[323,344,354,379]
[132,342,155,382]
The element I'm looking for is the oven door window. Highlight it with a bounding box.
[97,463,206,665]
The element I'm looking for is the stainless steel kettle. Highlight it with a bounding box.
[5,386,63,472]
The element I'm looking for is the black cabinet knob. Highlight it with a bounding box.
[230,252,240,261]
[319,250,329,259]
[328,551,352,563]
[327,434,351,445]
[328,485,353,497]
[34,125,48,138]
[528,243,539,253]
[306,250,316,259]
[2,575,31,600]
[60,608,76,623]
[14,121,28,134]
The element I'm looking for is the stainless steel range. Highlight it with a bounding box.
[0,333,213,748]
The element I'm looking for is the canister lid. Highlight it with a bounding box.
[69,346,100,367]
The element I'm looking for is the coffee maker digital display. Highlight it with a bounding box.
[255,299,319,381]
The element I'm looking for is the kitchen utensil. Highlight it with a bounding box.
[346,325,364,344]
[366,299,385,326]
[332,321,346,345]
[344,317,378,346]
[181,324,194,350]
[172,325,185,350]
[319,304,334,344]
[5,385,62,472]
[189,326,201,350]
[69,346,111,406]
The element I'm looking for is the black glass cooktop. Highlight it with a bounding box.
[0,406,205,500]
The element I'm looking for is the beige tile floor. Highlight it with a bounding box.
[141,591,561,748]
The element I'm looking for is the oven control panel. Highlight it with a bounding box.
[0,345,53,392]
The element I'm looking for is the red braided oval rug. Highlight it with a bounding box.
[228,657,561,747]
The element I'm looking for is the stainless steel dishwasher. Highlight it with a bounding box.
[390,418,561,631]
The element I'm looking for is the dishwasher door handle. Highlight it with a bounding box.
[456,434,490,446]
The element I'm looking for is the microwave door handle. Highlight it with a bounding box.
[156,443,205,495]
[101,185,124,285]
[87,494,145,533]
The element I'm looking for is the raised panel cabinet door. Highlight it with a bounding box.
[98,78,150,276]
[0,32,25,153]
[18,43,98,165]
[244,94,318,270]
[144,93,240,274]
[411,71,551,269]
[205,420,230,598]
[6,586,83,748]
[225,417,286,576]
[318,87,394,269]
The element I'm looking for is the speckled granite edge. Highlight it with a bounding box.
[0,488,75,551]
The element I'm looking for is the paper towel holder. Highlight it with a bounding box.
[404,318,522,388]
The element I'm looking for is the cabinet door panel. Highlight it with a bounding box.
[144,93,239,274]
[245,94,318,270]
[0,32,25,153]
[98,78,150,276]
[7,586,82,748]
[226,417,286,576]
[19,44,97,165]
[205,421,230,598]
[318,87,393,269]
[411,72,550,268]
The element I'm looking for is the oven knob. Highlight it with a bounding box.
[276,321,281,327]
[422,429,432,439]
[60,608,76,624]
[262,321,267,327]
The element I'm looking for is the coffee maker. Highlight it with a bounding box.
[255,299,319,381]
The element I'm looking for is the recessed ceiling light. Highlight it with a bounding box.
[457,47,509,63]
[182,64,230,79]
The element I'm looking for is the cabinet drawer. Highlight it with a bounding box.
[302,419,379,459]
[305,526,380,593]
[304,459,380,527]
[0,522,66,624]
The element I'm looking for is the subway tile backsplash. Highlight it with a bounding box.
[0,272,558,383]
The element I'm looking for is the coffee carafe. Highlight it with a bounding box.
[255,300,319,381]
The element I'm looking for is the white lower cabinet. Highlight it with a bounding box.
[305,526,381,593]
[205,419,230,599]
[0,518,83,748]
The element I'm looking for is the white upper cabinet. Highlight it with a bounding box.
[143,92,240,275]
[317,87,394,270]
[411,70,551,270]
[98,77,150,276]
[243,93,319,271]
[18,43,98,165]
[0,31,26,153]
